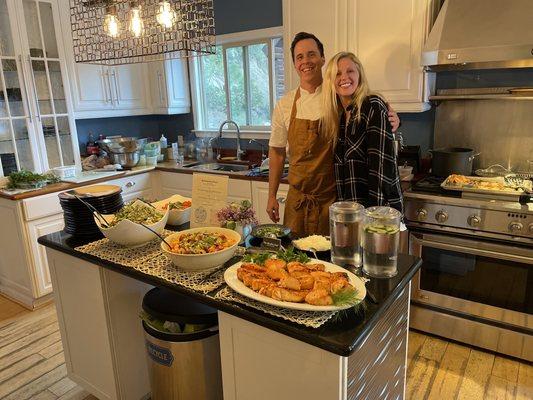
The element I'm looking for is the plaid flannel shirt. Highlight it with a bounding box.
[334,95,403,213]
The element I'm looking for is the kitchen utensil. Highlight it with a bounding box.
[74,194,110,228]
[430,147,480,177]
[137,223,172,248]
[475,164,513,177]
[329,201,365,267]
[392,130,404,158]
[109,151,140,168]
[152,194,192,226]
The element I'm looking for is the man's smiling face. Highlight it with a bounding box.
[293,38,325,87]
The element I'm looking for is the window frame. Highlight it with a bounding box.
[189,26,283,139]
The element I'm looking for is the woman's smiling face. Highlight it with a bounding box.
[335,57,360,98]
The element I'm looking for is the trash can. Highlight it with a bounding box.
[141,287,222,400]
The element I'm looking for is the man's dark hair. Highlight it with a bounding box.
[290,32,324,61]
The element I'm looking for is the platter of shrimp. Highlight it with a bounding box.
[224,249,366,311]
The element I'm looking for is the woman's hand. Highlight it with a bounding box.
[266,196,280,223]
[386,105,401,132]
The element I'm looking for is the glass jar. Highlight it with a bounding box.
[362,206,401,278]
[329,201,365,267]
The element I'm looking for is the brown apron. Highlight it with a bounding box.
[283,89,337,236]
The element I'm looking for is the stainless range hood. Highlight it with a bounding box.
[422,0,533,71]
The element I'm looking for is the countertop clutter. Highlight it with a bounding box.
[0,161,279,201]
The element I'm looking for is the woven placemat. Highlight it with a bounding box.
[214,287,339,328]
[74,230,226,294]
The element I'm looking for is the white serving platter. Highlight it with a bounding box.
[224,259,366,312]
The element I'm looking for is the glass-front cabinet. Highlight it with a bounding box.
[0,0,78,176]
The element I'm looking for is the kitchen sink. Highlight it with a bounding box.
[183,162,250,172]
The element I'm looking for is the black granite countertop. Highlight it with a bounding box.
[38,228,421,356]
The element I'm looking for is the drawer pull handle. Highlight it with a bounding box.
[277,197,286,204]
[125,181,136,188]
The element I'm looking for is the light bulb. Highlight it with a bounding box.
[156,1,175,29]
[103,6,120,38]
[129,6,144,37]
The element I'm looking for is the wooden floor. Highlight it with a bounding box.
[0,295,532,400]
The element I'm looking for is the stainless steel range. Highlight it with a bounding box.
[405,186,533,361]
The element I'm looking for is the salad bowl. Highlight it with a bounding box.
[161,227,241,271]
[94,200,169,247]
[152,194,192,226]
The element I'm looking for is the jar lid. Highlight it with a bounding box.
[329,201,364,214]
[364,206,401,219]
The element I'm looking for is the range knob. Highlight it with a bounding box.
[435,210,448,223]
[416,208,428,221]
[508,221,523,233]
[467,215,481,227]
[529,223,533,234]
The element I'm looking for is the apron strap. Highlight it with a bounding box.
[287,88,301,134]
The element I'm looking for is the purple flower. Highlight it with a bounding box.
[216,200,258,226]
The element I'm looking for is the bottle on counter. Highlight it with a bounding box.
[85,132,99,156]
[159,134,168,150]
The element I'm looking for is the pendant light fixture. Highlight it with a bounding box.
[103,5,120,37]
[156,1,176,29]
[69,0,215,65]
[128,2,144,38]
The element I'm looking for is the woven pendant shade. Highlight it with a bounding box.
[69,0,216,65]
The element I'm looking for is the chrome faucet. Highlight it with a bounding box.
[248,139,267,161]
[218,120,245,161]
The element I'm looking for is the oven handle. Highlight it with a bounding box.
[411,234,532,264]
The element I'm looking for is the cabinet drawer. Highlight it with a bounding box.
[159,171,193,191]
[108,173,152,198]
[23,192,63,221]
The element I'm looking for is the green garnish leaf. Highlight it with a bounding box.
[242,252,273,264]
[331,288,360,307]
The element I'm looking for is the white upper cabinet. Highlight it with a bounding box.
[57,0,190,119]
[283,0,434,112]
[109,64,150,111]
[72,63,109,111]
[149,58,191,114]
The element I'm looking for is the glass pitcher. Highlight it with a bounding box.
[362,206,401,278]
[329,201,365,267]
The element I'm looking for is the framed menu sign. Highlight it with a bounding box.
[190,173,229,228]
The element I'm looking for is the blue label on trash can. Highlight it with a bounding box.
[146,340,174,367]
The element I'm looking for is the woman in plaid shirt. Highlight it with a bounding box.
[321,52,403,213]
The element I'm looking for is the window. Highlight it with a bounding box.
[191,28,285,132]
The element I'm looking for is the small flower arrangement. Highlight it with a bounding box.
[216,200,258,230]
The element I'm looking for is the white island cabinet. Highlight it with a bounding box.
[41,231,418,400]
[283,0,438,112]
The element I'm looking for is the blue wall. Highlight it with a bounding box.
[213,0,282,35]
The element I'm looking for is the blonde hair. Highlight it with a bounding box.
[321,52,375,139]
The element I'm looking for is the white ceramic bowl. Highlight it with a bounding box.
[152,194,192,226]
[94,200,169,247]
[161,227,241,271]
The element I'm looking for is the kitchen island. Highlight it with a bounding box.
[38,227,421,400]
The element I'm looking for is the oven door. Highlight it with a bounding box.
[410,231,533,332]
